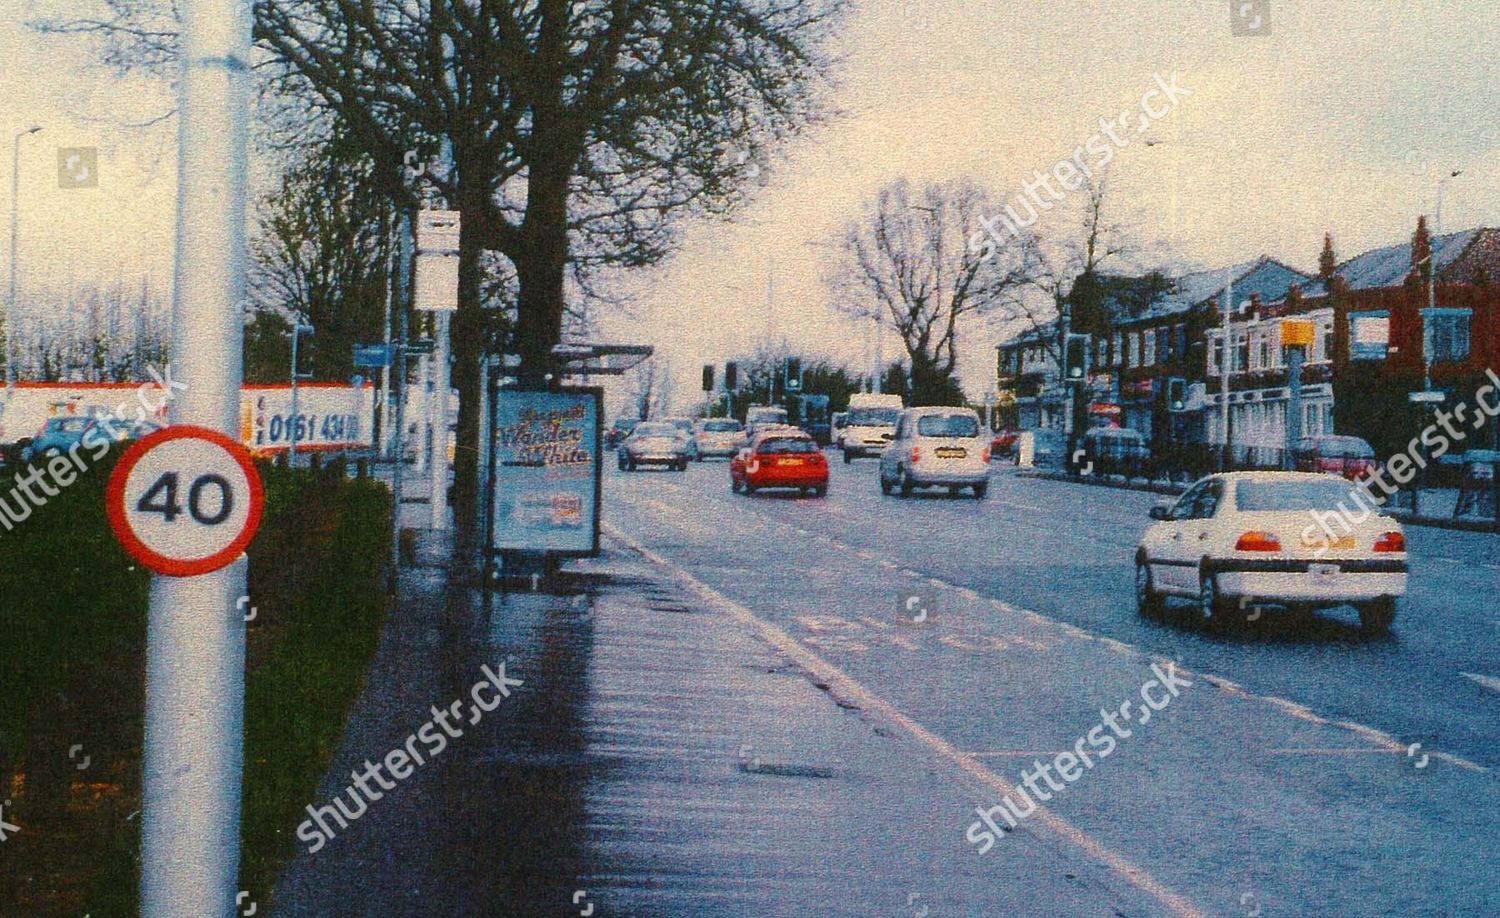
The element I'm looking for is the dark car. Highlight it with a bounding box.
[1292,435,1377,480]
[1077,427,1150,478]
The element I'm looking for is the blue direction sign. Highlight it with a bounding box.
[352,343,393,368]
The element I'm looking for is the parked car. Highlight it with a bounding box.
[730,429,828,496]
[1078,427,1150,478]
[605,417,639,451]
[618,421,691,471]
[989,427,1019,460]
[1135,471,1407,633]
[21,416,95,462]
[691,418,748,460]
[1292,435,1378,480]
[1026,429,1074,474]
[878,407,990,499]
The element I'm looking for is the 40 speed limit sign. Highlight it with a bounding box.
[106,425,265,576]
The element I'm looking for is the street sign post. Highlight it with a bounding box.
[107,425,265,576]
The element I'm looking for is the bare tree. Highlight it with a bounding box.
[41,0,846,548]
[827,178,1031,405]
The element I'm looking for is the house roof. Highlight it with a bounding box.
[1333,227,1484,290]
[1113,257,1311,325]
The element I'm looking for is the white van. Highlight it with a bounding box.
[841,393,903,462]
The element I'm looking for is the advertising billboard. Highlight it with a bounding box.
[489,388,602,556]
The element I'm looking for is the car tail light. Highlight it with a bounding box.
[910,447,921,465]
[981,447,992,463]
[1234,531,1281,552]
[1373,531,1406,553]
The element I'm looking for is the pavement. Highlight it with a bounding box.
[269,457,1500,917]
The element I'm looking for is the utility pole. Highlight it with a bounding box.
[139,0,251,912]
[7,125,41,388]
[289,322,314,465]
[1220,268,1234,470]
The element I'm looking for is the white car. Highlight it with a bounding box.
[1134,471,1408,633]
[691,418,748,460]
[878,407,991,499]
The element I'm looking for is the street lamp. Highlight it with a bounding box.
[7,124,41,388]
[1423,170,1462,392]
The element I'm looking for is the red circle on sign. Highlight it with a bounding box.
[106,424,265,577]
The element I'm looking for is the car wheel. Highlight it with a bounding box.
[1197,570,1230,632]
[1135,557,1164,619]
[732,477,743,494]
[843,450,852,464]
[972,482,987,499]
[627,458,637,472]
[1358,598,1396,635]
[880,475,893,496]
[618,454,627,470]
[745,483,757,495]
[813,485,827,497]
[948,485,960,497]
[899,471,914,497]
[799,486,809,496]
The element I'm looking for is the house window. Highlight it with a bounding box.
[1425,308,1472,363]
[1318,322,1334,363]
[1142,329,1156,366]
[1111,332,1123,367]
[1156,327,1172,362]
[1349,311,1390,361]
[1258,338,1270,370]
[1125,334,1136,368]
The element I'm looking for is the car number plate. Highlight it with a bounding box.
[935,447,966,458]
[781,457,805,466]
[1310,563,1340,581]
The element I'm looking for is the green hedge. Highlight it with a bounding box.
[0,451,390,914]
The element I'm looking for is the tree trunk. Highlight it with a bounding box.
[514,155,571,383]
[451,197,487,557]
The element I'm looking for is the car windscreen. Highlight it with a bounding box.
[1315,437,1375,458]
[55,418,90,432]
[847,408,899,426]
[1236,480,1368,512]
[749,409,788,423]
[758,437,816,454]
[703,420,741,432]
[633,423,675,437]
[916,414,979,438]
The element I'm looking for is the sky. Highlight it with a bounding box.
[5,1,1500,408]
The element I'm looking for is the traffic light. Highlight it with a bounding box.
[1165,376,1187,412]
[702,364,714,392]
[724,361,738,390]
[1063,334,1090,382]
[785,357,802,392]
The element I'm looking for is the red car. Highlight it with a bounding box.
[1293,435,1378,481]
[989,428,1019,459]
[731,431,828,496]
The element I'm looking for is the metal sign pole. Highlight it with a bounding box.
[430,311,450,529]
[140,0,251,913]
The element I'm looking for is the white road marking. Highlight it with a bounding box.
[606,523,1210,918]
[1461,671,1500,695]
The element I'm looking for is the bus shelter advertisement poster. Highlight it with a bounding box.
[491,389,601,554]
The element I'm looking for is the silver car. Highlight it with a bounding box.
[691,418,748,460]
[878,407,990,499]
[618,421,691,471]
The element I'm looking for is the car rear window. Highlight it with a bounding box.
[1236,480,1369,512]
[703,420,741,432]
[634,423,675,437]
[758,437,816,454]
[917,415,979,438]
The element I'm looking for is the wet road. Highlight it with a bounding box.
[605,453,1500,917]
